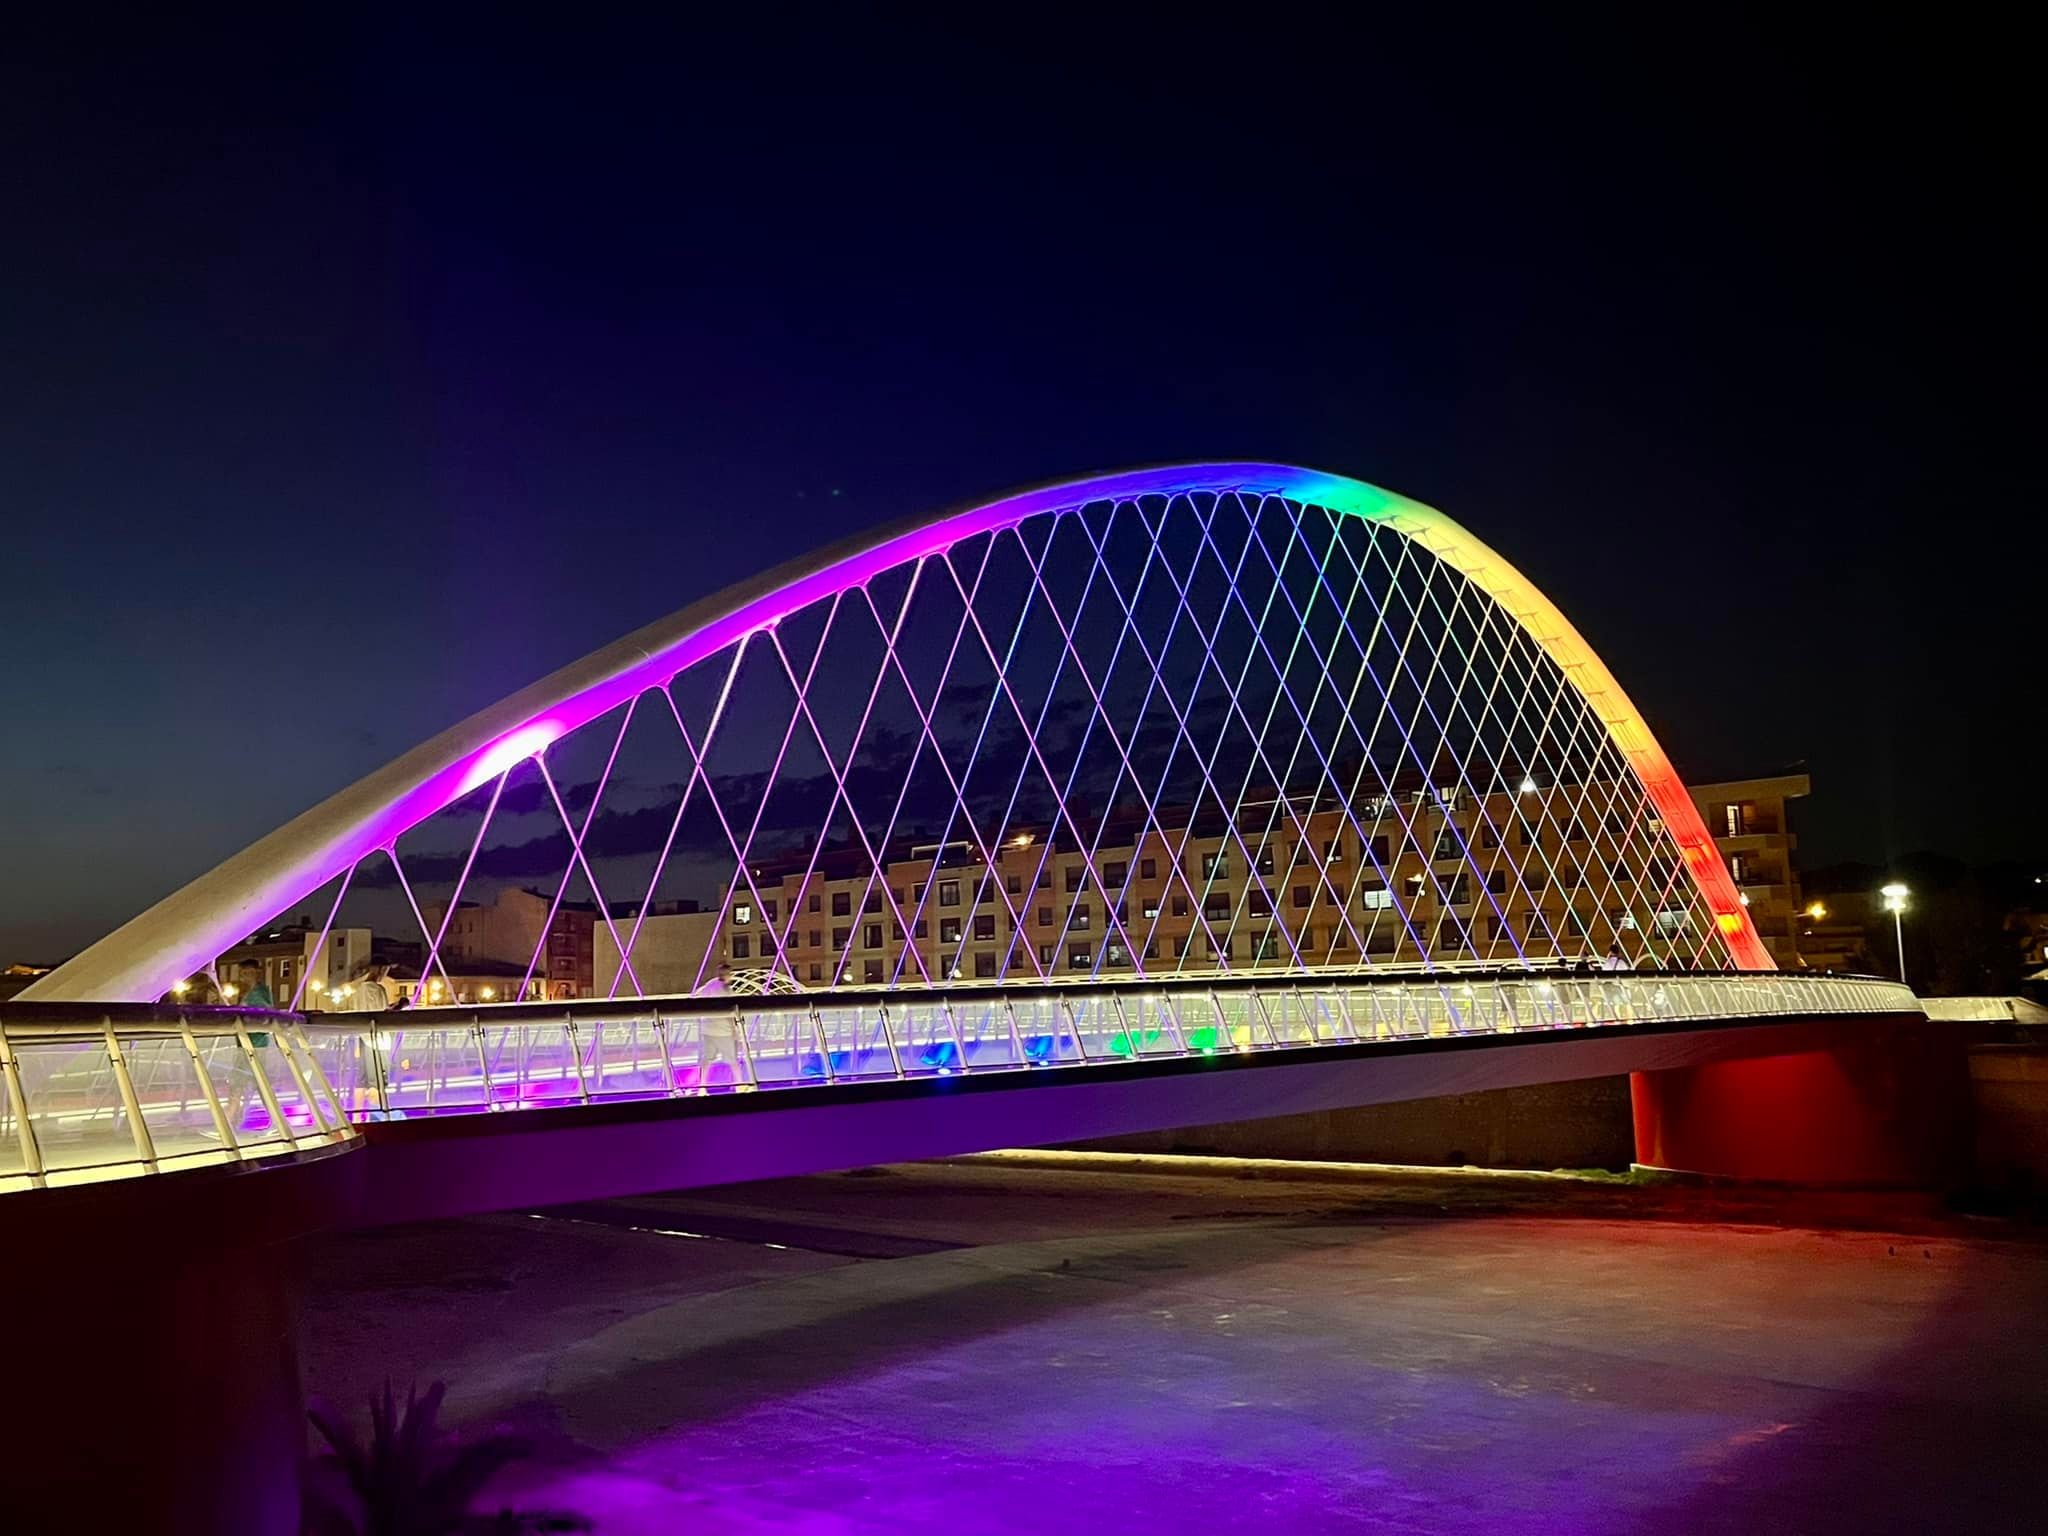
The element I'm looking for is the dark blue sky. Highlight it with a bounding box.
[3,12,2038,960]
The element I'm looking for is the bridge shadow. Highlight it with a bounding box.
[1615,1245,2048,1535]
[528,1212,1312,1451]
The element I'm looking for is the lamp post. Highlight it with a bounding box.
[1880,882,1909,985]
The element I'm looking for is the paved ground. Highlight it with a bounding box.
[299,1156,2048,1533]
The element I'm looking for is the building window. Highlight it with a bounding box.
[864,923,882,949]
[1255,848,1275,876]
[1007,873,1022,894]
[1172,894,1189,918]
[1360,885,1393,911]
[940,917,962,944]
[973,952,998,979]
[1445,875,1471,906]
[1202,852,1229,880]
[864,959,884,984]
[809,893,821,913]
[1203,896,1231,922]
[1729,853,1748,883]
[1486,870,1508,894]
[1366,834,1389,865]
[765,898,779,921]
[974,913,997,941]
[1433,825,1462,860]
[891,887,905,904]
[832,892,851,917]
[1037,869,1052,889]
[832,925,850,948]
[1291,884,1312,910]
[1140,857,1157,880]
[939,880,961,907]
[733,902,753,926]
[1038,905,1053,927]
[1072,904,1091,932]
[1068,945,1091,969]
[1141,898,1161,920]
[914,920,928,939]
[809,963,822,982]
[1323,837,1343,862]
[1104,942,1128,966]
[1247,889,1272,918]
[1103,860,1127,887]
[1038,943,1054,966]
[892,921,905,942]
[731,935,750,959]
[1724,803,1747,837]
[1065,866,1085,893]
[808,929,821,948]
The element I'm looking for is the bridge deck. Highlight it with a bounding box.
[1,970,1914,1198]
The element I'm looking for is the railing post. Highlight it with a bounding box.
[470,1015,495,1107]
[653,1009,683,1095]
[104,1017,159,1169]
[808,1002,837,1082]
[1000,997,1027,1067]
[875,999,905,1078]
[566,1013,591,1104]
[178,1016,240,1156]
[0,1018,47,1182]
[272,1025,334,1136]
[730,1004,757,1088]
[1055,997,1090,1062]
[236,1020,298,1148]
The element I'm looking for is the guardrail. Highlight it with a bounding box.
[0,1005,357,1193]
[2,971,1918,1192]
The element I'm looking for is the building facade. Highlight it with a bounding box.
[704,777,1738,992]
[1686,774,1811,969]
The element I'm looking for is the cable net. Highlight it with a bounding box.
[225,489,1739,1007]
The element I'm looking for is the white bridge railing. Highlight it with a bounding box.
[2,971,1918,1192]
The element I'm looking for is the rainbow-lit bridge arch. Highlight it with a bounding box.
[25,463,1768,1005]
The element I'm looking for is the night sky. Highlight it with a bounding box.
[3,13,2038,962]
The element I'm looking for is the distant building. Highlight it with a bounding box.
[421,886,595,1001]
[710,776,1733,990]
[0,963,53,1002]
[215,922,374,1006]
[594,900,718,997]
[1686,774,1812,969]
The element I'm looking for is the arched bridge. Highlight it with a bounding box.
[4,463,1931,1211]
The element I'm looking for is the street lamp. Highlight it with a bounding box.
[1880,882,1909,984]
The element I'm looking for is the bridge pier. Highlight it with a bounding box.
[3,1146,361,1536]
[1629,1021,1974,1186]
